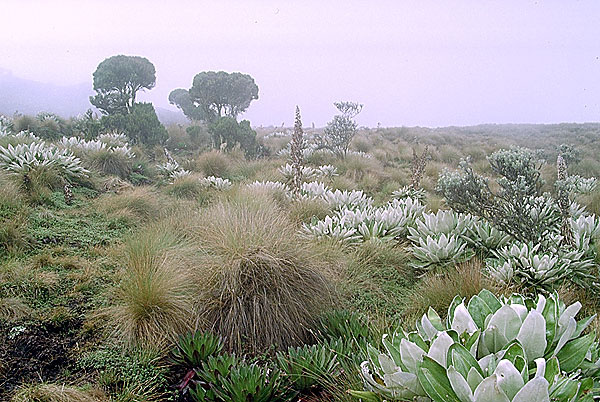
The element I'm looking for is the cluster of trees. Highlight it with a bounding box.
[89,55,263,155]
[88,54,361,158]
[169,71,261,156]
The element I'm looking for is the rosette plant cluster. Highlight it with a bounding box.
[0,141,89,179]
[59,133,134,159]
[157,160,191,181]
[199,175,232,190]
[278,163,339,184]
[355,290,600,402]
[302,197,425,244]
[300,181,373,210]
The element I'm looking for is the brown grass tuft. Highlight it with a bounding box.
[11,383,107,402]
[194,150,230,177]
[189,197,335,353]
[403,258,498,324]
[107,222,198,350]
[95,187,164,223]
[0,297,30,321]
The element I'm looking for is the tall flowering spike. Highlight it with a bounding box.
[557,155,574,246]
[411,144,430,189]
[290,106,305,195]
[63,183,73,205]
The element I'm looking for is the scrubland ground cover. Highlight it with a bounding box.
[1,114,600,401]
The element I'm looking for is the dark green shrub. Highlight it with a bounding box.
[101,102,167,146]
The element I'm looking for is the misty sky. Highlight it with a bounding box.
[2,0,600,127]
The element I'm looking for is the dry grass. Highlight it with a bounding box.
[11,384,107,402]
[194,150,230,177]
[107,222,198,349]
[165,174,206,200]
[95,187,164,223]
[188,196,335,353]
[580,188,600,216]
[99,176,133,194]
[403,258,498,324]
[0,297,30,321]
[336,154,383,183]
[0,172,24,206]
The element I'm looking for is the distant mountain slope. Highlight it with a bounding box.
[154,106,188,125]
[0,70,187,125]
[0,70,93,118]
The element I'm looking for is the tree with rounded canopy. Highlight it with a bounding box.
[90,55,156,115]
[168,88,206,121]
[186,71,258,122]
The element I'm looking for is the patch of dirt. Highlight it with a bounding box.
[0,317,83,398]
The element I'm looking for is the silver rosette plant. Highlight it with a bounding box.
[353,290,599,402]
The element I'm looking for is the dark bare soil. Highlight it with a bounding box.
[0,317,83,397]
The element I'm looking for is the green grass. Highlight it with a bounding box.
[340,240,414,321]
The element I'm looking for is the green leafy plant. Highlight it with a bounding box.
[213,364,284,402]
[191,355,292,402]
[276,343,340,391]
[172,330,223,368]
[353,290,599,401]
[316,310,371,344]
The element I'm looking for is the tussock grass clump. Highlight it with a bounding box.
[288,197,331,224]
[0,216,27,254]
[99,176,133,194]
[108,224,198,349]
[165,174,206,200]
[336,154,383,183]
[194,150,230,177]
[86,149,132,178]
[95,187,164,223]
[580,188,600,216]
[11,384,107,402]
[190,197,334,353]
[0,175,27,253]
[403,258,497,324]
[0,172,24,209]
